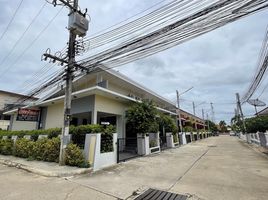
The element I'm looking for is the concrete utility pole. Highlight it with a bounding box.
[210,102,215,123]
[202,108,205,130]
[207,113,210,131]
[42,0,89,165]
[192,102,198,131]
[236,93,246,133]
[176,87,193,133]
[176,90,183,133]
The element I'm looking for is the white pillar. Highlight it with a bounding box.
[166,132,174,148]
[137,133,149,155]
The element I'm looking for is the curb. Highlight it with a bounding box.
[0,158,92,177]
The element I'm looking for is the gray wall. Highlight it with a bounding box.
[71,95,95,114]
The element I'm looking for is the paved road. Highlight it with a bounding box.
[0,136,268,200]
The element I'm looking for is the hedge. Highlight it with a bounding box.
[0,124,115,139]
[65,143,89,168]
[0,124,116,167]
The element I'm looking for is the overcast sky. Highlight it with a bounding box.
[0,0,268,124]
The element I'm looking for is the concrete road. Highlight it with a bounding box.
[0,136,268,200]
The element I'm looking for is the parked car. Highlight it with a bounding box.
[229,131,236,136]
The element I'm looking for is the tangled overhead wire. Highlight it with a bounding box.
[10,0,268,110]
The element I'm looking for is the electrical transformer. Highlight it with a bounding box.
[68,12,89,37]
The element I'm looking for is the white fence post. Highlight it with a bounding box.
[84,133,117,171]
[137,133,150,155]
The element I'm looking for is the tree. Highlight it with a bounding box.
[126,100,159,135]
[245,116,268,133]
[230,114,244,133]
[205,120,218,132]
[219,120,227,133]
[158,114,178,134]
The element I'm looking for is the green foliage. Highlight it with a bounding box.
[32,138,48,160]
[205,120,218,132]
[101,133,114,153]
[245,116,268,133]
[14,138,34,158]
[0,139,13,155]
[126,100,158,134]
[173,133,178,143]
[149,139,157,148]
[219,120,227,133]
[184,126,194,132]
[158,114,178,134]
[65,143,88,168]
[42,137,60,162]
[231,115,244,133]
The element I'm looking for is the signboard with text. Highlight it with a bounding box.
[16,108,40,122]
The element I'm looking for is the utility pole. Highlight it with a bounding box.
[176,87,194,133]
[202,108,205,131]
[192,102,198,131]
[236,93,246,133]
[207,113,210,131]
[42,0,89,165]
[210,102,215,123]
[176,90,183,133]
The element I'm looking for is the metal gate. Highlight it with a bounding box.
[117,137,140,163]
[159,135,168,150]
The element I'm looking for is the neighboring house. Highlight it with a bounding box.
[0,90,37,130]
[179,109,206,130]
[256,107,268,116]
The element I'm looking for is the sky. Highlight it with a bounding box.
[0,0,268,124]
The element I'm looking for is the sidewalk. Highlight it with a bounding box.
[0,155,92,177]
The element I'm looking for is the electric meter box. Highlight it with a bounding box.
[68,12,89,37]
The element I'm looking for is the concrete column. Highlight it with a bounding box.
[180,132,187,145]
[137,133,149,155]
[166,132,174,148]
[91,109,97,124]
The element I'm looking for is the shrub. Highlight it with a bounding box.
[101,133,113,153]
[0,139,14,155]
[65,143,88,167]
[43,137,60,162]
[149,139,157,148]
[173,134,178,143]
[32,138,49,160]
[14,138,35,158]
[126,100,159,134]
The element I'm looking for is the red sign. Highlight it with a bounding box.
[17,108,40,121]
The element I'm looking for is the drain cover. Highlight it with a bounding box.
[134,188,187,200]
[208,145,217,147]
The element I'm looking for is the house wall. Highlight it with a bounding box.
[0,120,9,130]
[71,96,94,114]
[95,95,128,115]
[45,103,64,129]
[95,95,129,138]
[10,113,37,131]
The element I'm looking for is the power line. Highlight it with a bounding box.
[0,6,64,79]
[0,0,25,41]
[11,0,268,107]
[0,2,47,67]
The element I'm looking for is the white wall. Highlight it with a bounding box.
[84,133,117,171]
[10,113,37,131]
[45,103,64,129]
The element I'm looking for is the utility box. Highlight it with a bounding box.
[68,12,89,37]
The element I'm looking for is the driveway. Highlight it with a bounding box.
[71,136,268,200]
